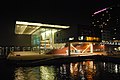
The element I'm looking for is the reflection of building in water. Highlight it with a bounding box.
[15,21,102,55]
[14,67,41,80]
[99,62,120,73]
[39,66,57,80]
[58,61,96,80]
[70,61,96,80]
[93,61,120,80]
[14,66,57,80]
[14,61,120,80]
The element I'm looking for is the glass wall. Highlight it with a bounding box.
[31,28,60,54]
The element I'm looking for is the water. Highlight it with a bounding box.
[0,60,120,80]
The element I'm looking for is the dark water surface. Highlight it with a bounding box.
[0,60,120,80]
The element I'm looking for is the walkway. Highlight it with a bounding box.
[7,51,67,60]
[6,51,120,66]
[7,51,106,60]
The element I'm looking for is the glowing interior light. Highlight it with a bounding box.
[15,21,70,35]
[29,27,40,34]
[16,21,69,29]
[113,38,115,40]
[69,37,74,40]
[42,24,70,28]
[94,8,107,15]
[41,30,57,40]
[16,21,42,26]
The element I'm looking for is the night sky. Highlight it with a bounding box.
[0,0,119,46]
[0,0,119,26]
[15,0,119,25]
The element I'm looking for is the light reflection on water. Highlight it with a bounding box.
[70,61,96,80]
[14,66,57,80]
[14,61,120,80]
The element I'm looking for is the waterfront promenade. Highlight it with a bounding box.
[7,51,105,60]
[6,51,120,66]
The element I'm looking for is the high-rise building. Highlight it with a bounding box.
[91,4,120,51]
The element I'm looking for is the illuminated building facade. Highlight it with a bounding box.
[54,25,101,43]
[15,21,102,55]
[52,25,102,55]
[15,21,70,53]
[92,4,120,52]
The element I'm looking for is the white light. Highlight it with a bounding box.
[42,24,70,28]
[101,30,103,32]
[113,38,115,40]
[41,29,57,40]
[102,14,104,16]
[118,43,120,45]
[115,64,118,73]
[15,21,70,35]
[16,21,42,26]
[69,37,74,40]
[103,22,105,24]
[16,21,70,28]
[106,11,108,13]
[103,62,105,68]
[97,21,99,22]
[78,36,83,40]
[105,23,107,25]
[92,22,94,24]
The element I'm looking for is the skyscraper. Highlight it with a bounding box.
[92,4,120,51]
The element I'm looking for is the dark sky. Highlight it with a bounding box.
[14,0,119,25]
[0,0,119,45]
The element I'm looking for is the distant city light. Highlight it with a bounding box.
[69,37,74,41]
[94,8,108,15]
[113,38,115,40]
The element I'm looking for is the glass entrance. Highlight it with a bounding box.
[31,28,59,54]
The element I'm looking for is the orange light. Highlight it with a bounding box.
[86,37,100,41]
[100,44,104,47]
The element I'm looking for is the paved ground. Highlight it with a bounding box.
[6,51,120,66]
[7,51,67,60]
[7,51,108,60]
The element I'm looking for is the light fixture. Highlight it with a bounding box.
[15,21,70,35]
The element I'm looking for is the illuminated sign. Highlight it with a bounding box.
[77,36,100,41]
[86,37,100,41]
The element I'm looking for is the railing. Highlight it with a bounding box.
[0,46,32,57]
[0,46,53,58]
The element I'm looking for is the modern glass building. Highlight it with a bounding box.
[15,20,102,55]
[15,21,70,54]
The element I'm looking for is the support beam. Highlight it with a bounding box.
[68,42,71,56]
[82,44,90,53]
[90,43,93,53]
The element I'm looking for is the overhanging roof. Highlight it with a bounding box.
[15,21,70,35]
